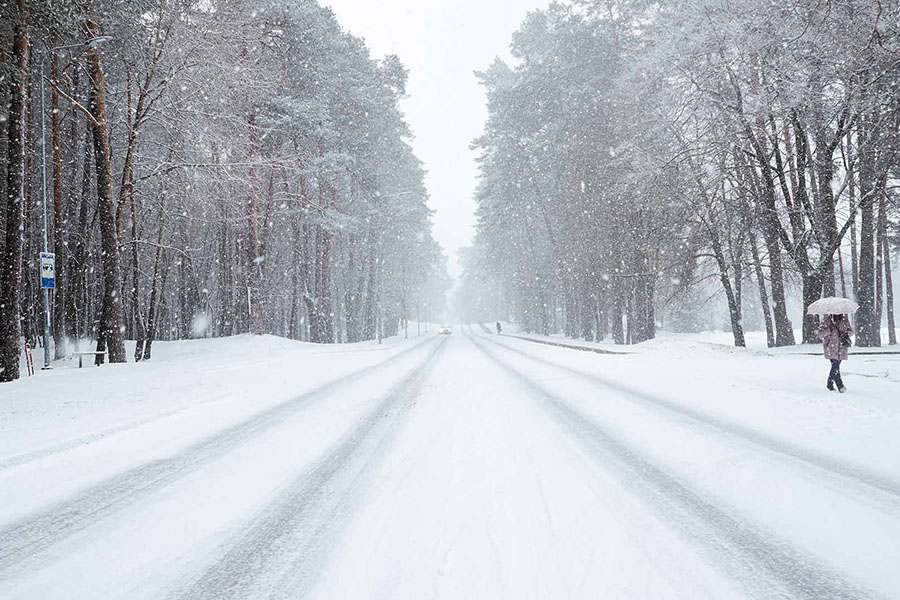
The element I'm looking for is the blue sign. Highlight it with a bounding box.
[40,252,55,289]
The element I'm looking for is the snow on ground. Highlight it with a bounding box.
[1,334,420,471]
[310,332,744,600]
[476,328,900,596]
[0,327,898,598]
[501,321,900,355]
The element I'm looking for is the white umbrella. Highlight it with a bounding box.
[807,296,859,315]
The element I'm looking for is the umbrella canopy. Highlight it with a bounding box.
[807,296,859,315]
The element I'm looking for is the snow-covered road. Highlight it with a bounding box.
[1,329,898,599]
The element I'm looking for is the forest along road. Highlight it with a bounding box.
[1,332,898,599]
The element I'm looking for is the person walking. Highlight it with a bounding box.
[496,322,502,335]
[819,314,853,393]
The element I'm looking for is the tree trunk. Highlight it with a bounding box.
[83,7,126,363]
[22,63,37,350]
[801,273,824,345]
[611,292,624,345]
[855,118,881,347]
[214,143,233,337]
[314,224,335,343]
[815,138,839,298]
[63,125,82,343]
[51,52,67,359]
[760,194,794,344]
[749,231,775,347]
[875,191,885,334]
[289,208,302,340]
[884,221,896,345]
[846,135,859,299]
[141,206,167,361]
[71,136,93,339]
[0,1,29,382]
[711,233,745,347]
[743,122,795,346]
[837,248,847,298]
[302,222,319,340]
[343,235,360,342]
[245,114,264,334]
[580,279,594,341]
[722,276,745,348]
[129,184,145,359]
[789,118,820,345]
[309,175,335,344]
[362,224,378,341]
[744,122,802,346]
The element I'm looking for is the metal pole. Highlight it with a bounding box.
[40,59,52,370]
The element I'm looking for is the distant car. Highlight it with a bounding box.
[438,326,452,335]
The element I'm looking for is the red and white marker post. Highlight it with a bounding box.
[24,343,35,376]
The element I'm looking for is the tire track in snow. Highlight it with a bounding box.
[0,337,438,575]
[0,343,420,473]
[0,392,232,472]
[466,329,883,600]
[480,330,900,505]
[170,336,448,599]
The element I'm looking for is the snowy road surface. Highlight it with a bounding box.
[1,330,898,599]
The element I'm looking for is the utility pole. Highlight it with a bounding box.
[39,59,52,369]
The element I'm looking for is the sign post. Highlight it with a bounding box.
[24,343,34,376]
[39,252,54,369]
[40,252,56,289]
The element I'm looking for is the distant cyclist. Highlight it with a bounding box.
[496,322,502,335]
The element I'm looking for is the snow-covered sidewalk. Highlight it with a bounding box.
[501,322,900,356]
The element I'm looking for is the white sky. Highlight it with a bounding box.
[323,0,551,276]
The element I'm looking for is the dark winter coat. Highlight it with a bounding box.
[819,315,853,361]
